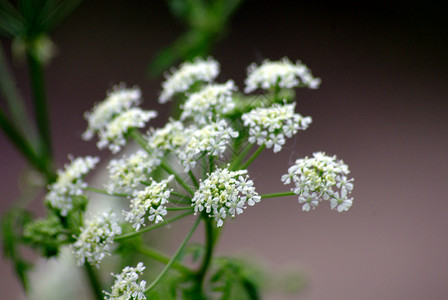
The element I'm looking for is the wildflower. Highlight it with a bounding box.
[180,80,237,124]
[192,167,260,227]
[106,150,161,194]
[281,152,354,211]
[179,120,238,171]
[241,102,311,153]
[72,210,122,267]
[159,57,220,103]
[123,176,174,231]
[147,120,189,155]
[97,108,157,153]
[46,156,99,216]
[244,57,321,93]
[83,85,142,140]
[104,262,147,300]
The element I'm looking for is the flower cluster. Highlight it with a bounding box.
[46,156,99,216]
[179,120,238,171]
[83,85,157,153]
[104,262,147,300]
[123,176,174,231]
[192,167,260,227]
[106,150,161,194]
[73,210,122,267]
[281,152,354,212]
[159,57,220,103]
[146,120,188,155]
[180,80,237,124]
[244,57,321,93]
[242,102,312,153]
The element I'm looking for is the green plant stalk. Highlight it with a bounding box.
[260,191,296,199]
[189,170,199,189]
[160,161,194,196]
[137,245,194,276]
[27,50,52,169]
[84,186,129,197]
[229,142,254,171]
[240,144,266,170]
[145,216,201,294]
[84,263,103,300]
[115,211,193,241]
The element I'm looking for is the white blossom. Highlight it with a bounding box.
[45,156,99,216]
[180,80,237,124]
[83,85,142,140]
[179,120,238,171]
[97,108,157,153]
[282,152,354,212]
[123,176,174,231]
[147,120,189,155]
[159,57,220,103]
[244,57,321,93]
[192,167,260,227]
[104,262,147,300]
[72,210,122,267]
[106,150,161,194]
[242,102,312,153]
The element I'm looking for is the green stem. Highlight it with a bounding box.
[260,191,296,199]
[188,170,199,189]
[137,246,194,276]
[27,50,52,166]
[195,215,219,296]
[145,216,201,294]
[160,161,194,196]
[166,207,193,211]
[115,211,193,241]
[83,263,103,300]
[171,191,192,200]
[209,155,214,174]
[240,144,266,170]
[84,186,129,197]
[229,142,254,171]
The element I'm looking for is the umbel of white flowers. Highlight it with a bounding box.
[41,56,354,298]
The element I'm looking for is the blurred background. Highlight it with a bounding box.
[1,1,447,299]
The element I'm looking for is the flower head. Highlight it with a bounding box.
[72,209,122,267]
[245,57,321,93]
[104,262,147,300]
[180,80,237,124]
[45,156,99,216]
[159,57,220,103]
[192,167,260,227]
[106,150,161,194]
[97,108,157,153]
[147,120,189,155]
[123,175,174,231]
[242,102,311,152]
[83,85,142,140]
[179,120,238,171]
[281,152,354,212]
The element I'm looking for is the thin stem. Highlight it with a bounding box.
[83,263,103,300]
[166,207,193,211]
[145,216,201,294]
[84,186,129,198]
[137,246,194,276]
[260,191,296,199]
[27,50,52,165]
[229,142,254,171]
[240,144,266,170]
[160,161,194,196]
[208,156,214,174]
[171,191,192,200]
[188,170,199,189]
[114,211,193,241]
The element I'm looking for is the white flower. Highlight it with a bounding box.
[282,152,354,212]
[244,57,321,93]
[159,57,220,103]
[106,150,161,194]
[83,85,142,140]
[192,167,260,227]
[123,176,174,231]
[72,209,122,267]
[97,108,157,153]
[242,102,312,153]
[179,120,238,171]
[104,262,147,300]
[180,80,237,124]
[147,120,189,155]
[45,156,99,216]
